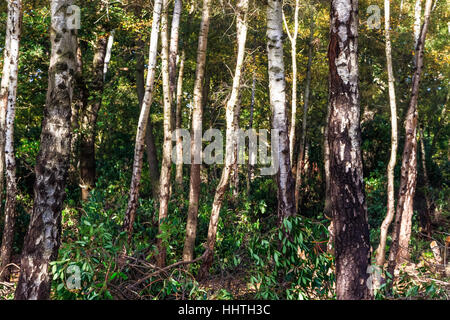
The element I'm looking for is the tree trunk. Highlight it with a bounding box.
[103,30,115,81]
[246,71,256,194]
[282,0,299,166]
[0,0,22,283]
[419,126,432,235]
[123,0,163,240]
[156,0,173,268]
[182,0,211,262]
[267,0,296,226]
[327,0,371,300]
[175,50,186,187]
[388,0,433,272]
[69,41,87,185]
[294,15,315,212]
[375,0,399,267]
[136,41,160,199]
[14,0,77,300]
[79,35,108,201]
[197,0,248,279]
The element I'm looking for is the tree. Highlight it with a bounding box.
[123,0,163,241]
[267,0,296,226]
[14,0,78,299]
[79,34,108,201]
[182,0,211,262]
[197,0,249,279]
[327,0,371,300]
[375,0,399,267]
[156,0,174,268]
[175,49,186,186]
[282,0,299,166]
[0,0,22,282]
[388,0,433,271]
[294,12,315,212]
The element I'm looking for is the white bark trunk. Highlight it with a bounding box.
[123,0,163,239]
[198,0,249,279]
[376,0,399,267]
[0,0,21,282]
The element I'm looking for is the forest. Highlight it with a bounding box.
[0,0,448,301]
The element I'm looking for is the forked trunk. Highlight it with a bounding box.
[123,0,163,240]
[388,0,433,271]
[197,0,248,278]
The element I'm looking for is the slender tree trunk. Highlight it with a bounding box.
[246,71,256,194]
[123,0,163,240]
[419,126,432,235]
[136,41,160,199]
[388,0,433,272]
[156,0,174,268]
[182,0,211,262]
[79,35,108,201]
[198,0,248,278]
[175,50,186,186]
[414,0,422,50]
[267,0,296,226]
[103,30,114,81]
[282,0,299,166]
[14,0,77,300]
[294,15,315,212]
[327,0,371,300]
[0,0,22,283]
[375,0,399,267]
[70,41,87,184]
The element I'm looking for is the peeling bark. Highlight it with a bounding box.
[0,0,22,283]
[15,0,77,300]
[327,0,371,300]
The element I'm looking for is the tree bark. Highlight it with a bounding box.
[246,71,256,194]
[375,0,399,267]
[419,126,432,235]
[327,0,371,300]
[388,0,433,272]
[0,0,22,282]
[123,0,163,241]
[282,0,299,166]
[156,0,174,268]
[79,35,108,201]
[103,30,115,81]
[197,0,248,279]
[175,50,186,187]
[267,0,296,226]
[182,0,211,262]
[14,0,77,300]
[294,15,315,212]
[136,41,160,199]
